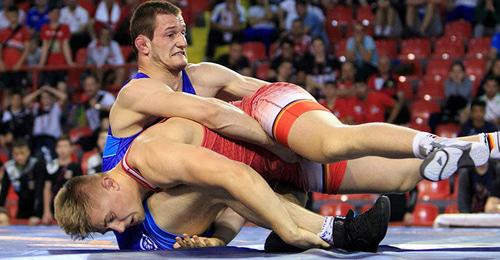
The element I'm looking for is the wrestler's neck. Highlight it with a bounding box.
[137,58,183,92]
[108,169,150,199]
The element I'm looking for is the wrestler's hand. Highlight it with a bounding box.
[41,211,53,225]
[266,140,298,163]
[173,234,226,249]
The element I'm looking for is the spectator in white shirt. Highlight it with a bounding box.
[82,74,115,131]
[59,0,90,52]
[0,0,25,29]
[87,27,125,86]
[94,0,121,31]
[480,76,500,126]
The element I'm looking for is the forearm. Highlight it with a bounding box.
[62,41,73,64]
[211,208,246,245]
[43,182,52,214]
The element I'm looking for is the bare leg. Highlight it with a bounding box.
[287,110,420,163]
[338,157,422,194]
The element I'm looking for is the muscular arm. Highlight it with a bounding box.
[131,138,321,248]
[119,79,273,148]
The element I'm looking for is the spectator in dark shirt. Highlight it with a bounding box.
[216,42,251,76]
[42,136,82,224]
[0,139,46,225]
[458,160,498,213]
[1,91,33,141]
[269,39,301,80]
[459,99,497,137]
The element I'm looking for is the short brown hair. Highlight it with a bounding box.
[54,174,103,239]
[130,1,181,52]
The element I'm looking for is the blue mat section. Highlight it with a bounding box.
[2,225,500,259]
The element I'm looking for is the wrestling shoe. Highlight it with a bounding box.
[481,132,500,160]
[264,196,391,253]
[332,196,390,252]
[420,138,489,181]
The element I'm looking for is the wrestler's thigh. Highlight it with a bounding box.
[337,156,422,194]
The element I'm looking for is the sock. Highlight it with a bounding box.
[318,216,334,245]
[480,132,499,158]
[412,132,437,159]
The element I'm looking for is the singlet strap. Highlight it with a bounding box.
[120,148,161,192]
[181,69,196,94]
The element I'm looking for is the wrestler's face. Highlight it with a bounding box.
[89,177,145,234]
[149,14,187,71]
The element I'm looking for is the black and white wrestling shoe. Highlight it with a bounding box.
[420,138,489,181]
[264,196,391,253]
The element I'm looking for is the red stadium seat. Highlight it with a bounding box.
[417,80,445,102]
[417,179,451,200]
[410,100,440,124]
[400,38,431,60]
[75,48,87,65]
[432,37,465,60]
[326,6,353,27]
[81,149,98,174]
[242,42,266,63]
[79,0,96,16]
[335,39,348,60]
[413,203,440,226]
[445,204,459,214]
[256,62,270,80]
[319,202,354,216]
[312,192,342,201]
[435,123,461,138]
[5,186,18,219]
[375,39,398,59]
[464,59,487,92]
[466,37,492,59]
[444,20,472,41]
[425,59,452,81]
[408,121,431,132]
[69,127,93,144]
[120,46,133,61]
[356,5,375,26]
[396,77,414,100]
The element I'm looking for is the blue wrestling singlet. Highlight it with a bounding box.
[102,70,197,171]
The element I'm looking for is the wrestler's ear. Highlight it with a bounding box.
[135,35,150,55]
[101,176,119,191]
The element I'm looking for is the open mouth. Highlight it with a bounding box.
[173,51,185,56]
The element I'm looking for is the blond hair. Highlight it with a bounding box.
[54,174,103,239]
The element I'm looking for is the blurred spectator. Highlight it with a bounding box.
[23,86,67,160]
[281,18,312,57]
[295,0,328,45]
[0,0,26,30]
[368,56,409,124]
[205,0,246,60]
[269,60,298,83]
[351,80,399,123]
[346,22,378,78]
[0,139,46,224]
[0,207,8,225]
[87,27,125,87]
[1,91,33,141]
[444,61,473,102]
[278,0,325,31]
[42,136,82,224]
[493,32,500,59]
[474,0,500,37]
[374,0,402,37]
[26,0,49,33]
[336,61,357,97]
[301,38,339,98]
[459,99,497,136]
[0,5,30,89]
[447,0,478,23]
[478,58,500,96]
[245,0,279,50]
[318,81,356,124]
[38,5,74,87]
[479,76,500,125]
[85,130,107,175]
[59,0,90,52]
[94,0,121,31]
[405,0,442,37]
[216,42,251,76]
[458,160,498,213]
[269,39,301,80]
[114,0,141,46]
[26,37,41,66]
[82,74,115,132]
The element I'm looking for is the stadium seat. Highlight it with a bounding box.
[375,39,398,59]
[444,20,472,41]
[408,121,431,132]
[417,179,451,200]
[319,202,354,216]
[396,78,414,100]
[425,59,452,82]
[356,5,375,26]
[432,37,465,60]
[242,42,266,63]
[69,127,93,144]
[120,46,133,61]
[464,59,487,92]
[445,204,459,214]
[400,38,431,60]
[417,80,445,102]
[413,203,440,226]
[5,186,18,219]
[326,6,353,27]
[335,39,348,61]
[410,100,441,125]
[312,192,342,201]
[466,37,492,59]
[81,149,98,174]
[79,0,96,16]
[435,123,461,138]
[75,48,87,65]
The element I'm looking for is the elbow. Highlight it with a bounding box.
[198,98,225,130]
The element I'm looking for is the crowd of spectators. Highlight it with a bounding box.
[1,0,500,226]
